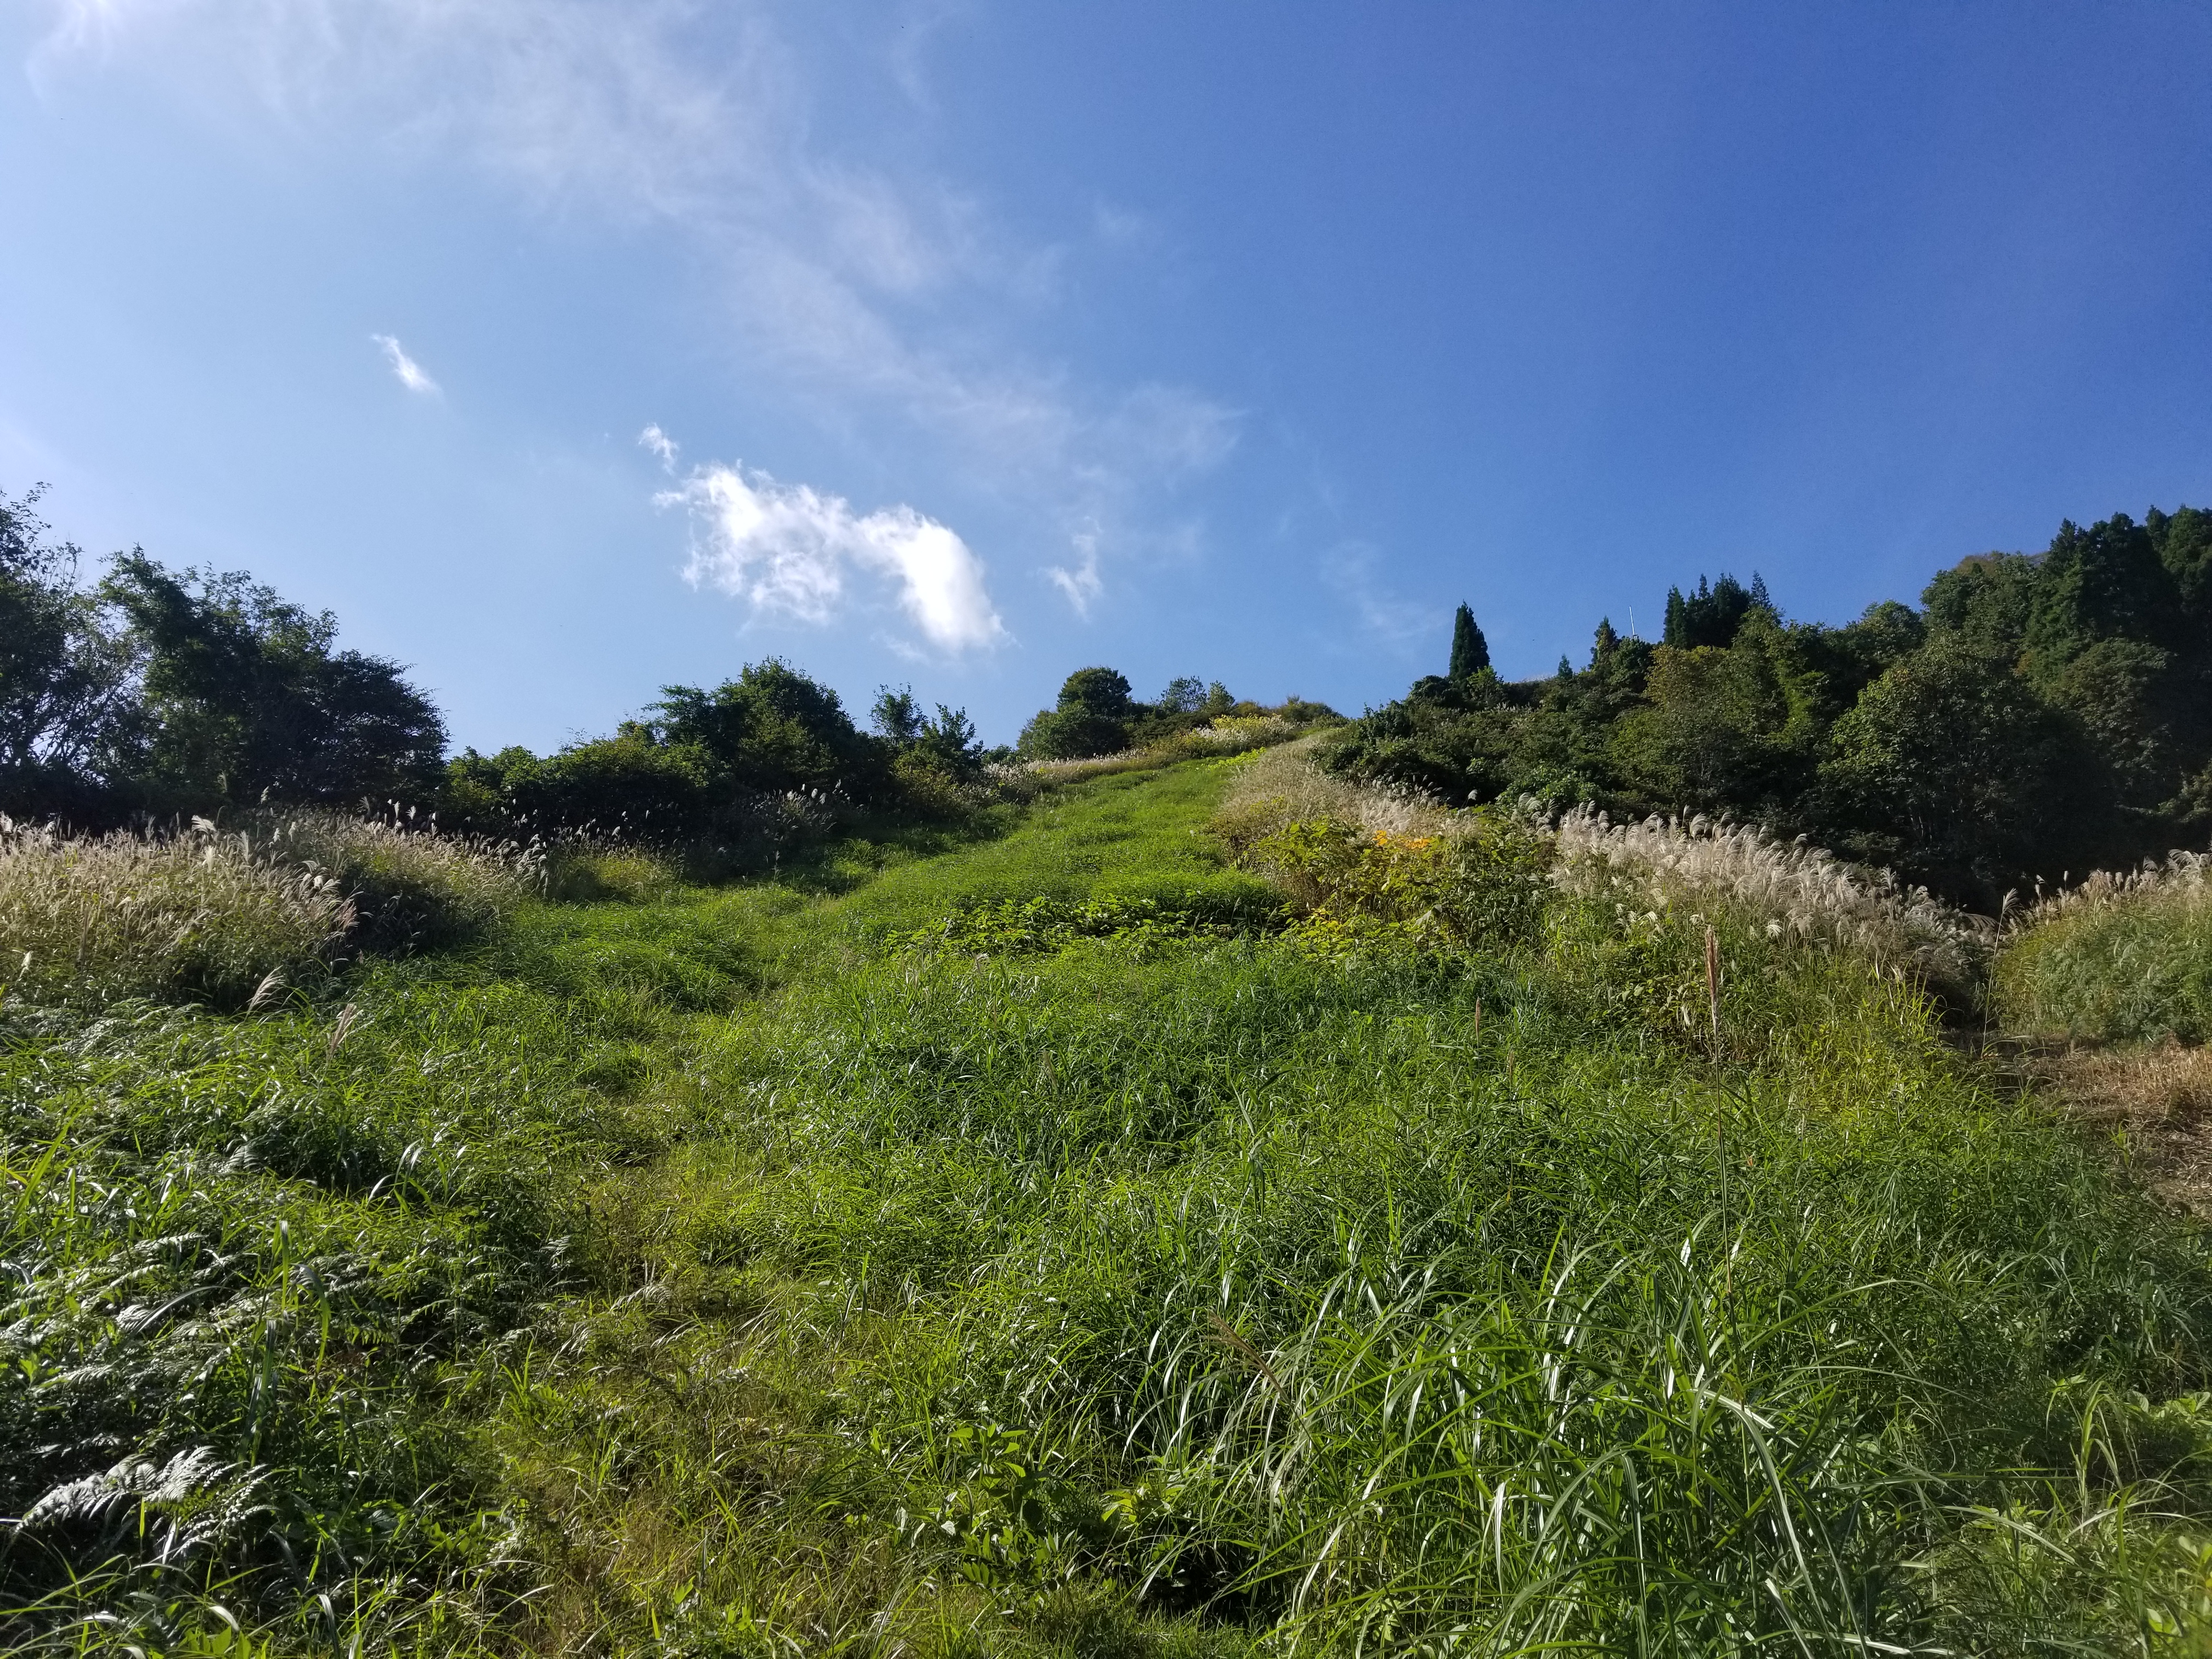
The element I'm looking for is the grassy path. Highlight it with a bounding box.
[7,756,2212,1655]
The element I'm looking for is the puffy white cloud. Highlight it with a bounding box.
[371,333,439,396]
[667,456,1005,654]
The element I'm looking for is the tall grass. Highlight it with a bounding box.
[0,817,346,1007]
[1550,804,1993,1002]
[1997,854,2212,1041]
[0,812,540,1011]
[241,808,542,950]
[1007,714,1317,790]
[1215,735,1458,838]
[5,757,2211,1654]
[1218,748,1989,995]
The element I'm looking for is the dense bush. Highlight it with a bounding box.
[0,488,448,823]
[103,555,449,810]
[1017,666,1340,762]
[0,489,138,823]
[442,661,996,850]
[1324,505,2212,907]
[0,490,1009,854]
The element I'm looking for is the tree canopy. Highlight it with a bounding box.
[1448,603,1491,678]
[1324,507,2212,907]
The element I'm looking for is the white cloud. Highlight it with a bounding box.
[371,333,439,397]
[1106,385,1239,476]
[1323,542,1434,654]
[1047,530,1103,617]
[666,455,1005,653]
[38,1,1240,602]
[637,424,679,470]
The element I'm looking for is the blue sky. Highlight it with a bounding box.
[4,3,2210,750]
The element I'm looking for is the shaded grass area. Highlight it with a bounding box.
[7,760,2212,1654]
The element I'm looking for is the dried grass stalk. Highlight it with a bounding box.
[1550,805,1992,992]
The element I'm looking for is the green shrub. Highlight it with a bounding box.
[1231,811,1552,955]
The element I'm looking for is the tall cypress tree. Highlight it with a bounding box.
[1448,603,1490,678]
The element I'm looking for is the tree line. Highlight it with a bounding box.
[1325,505,2212,908]
[0,486,994,840]
[1,486,1331,847]
[17,479,2210,906]
[1012,665,1338,760]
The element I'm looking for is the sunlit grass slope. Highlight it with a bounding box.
[8,757,2212,1656]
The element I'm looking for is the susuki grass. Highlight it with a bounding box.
[241,808,543,950]
[1215,733,1458,839]
[1548,802,1994,999]
[1997,853,2212,1042]
[4,753,2211,1654]
[0,817,347,1007]
[0,811,541,1012]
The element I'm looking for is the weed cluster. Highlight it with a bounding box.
[1998,853,2212,1041]
[0,817,346,1007]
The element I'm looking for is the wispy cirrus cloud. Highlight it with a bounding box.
[371,334,439,397]
[1322,541,1435,656]
[36,0,1237,609]
[1046,529,1103,617]
[655,435,1005,654]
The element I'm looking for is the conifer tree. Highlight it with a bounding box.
[1448,603,1490,678]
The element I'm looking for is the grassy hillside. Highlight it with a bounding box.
[8,751,2212,1655]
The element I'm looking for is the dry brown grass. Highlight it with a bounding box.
[2017,1042,2212,1217]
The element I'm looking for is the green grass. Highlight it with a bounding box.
[7,759,2212,1655]
[1997,868,2212,1043]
